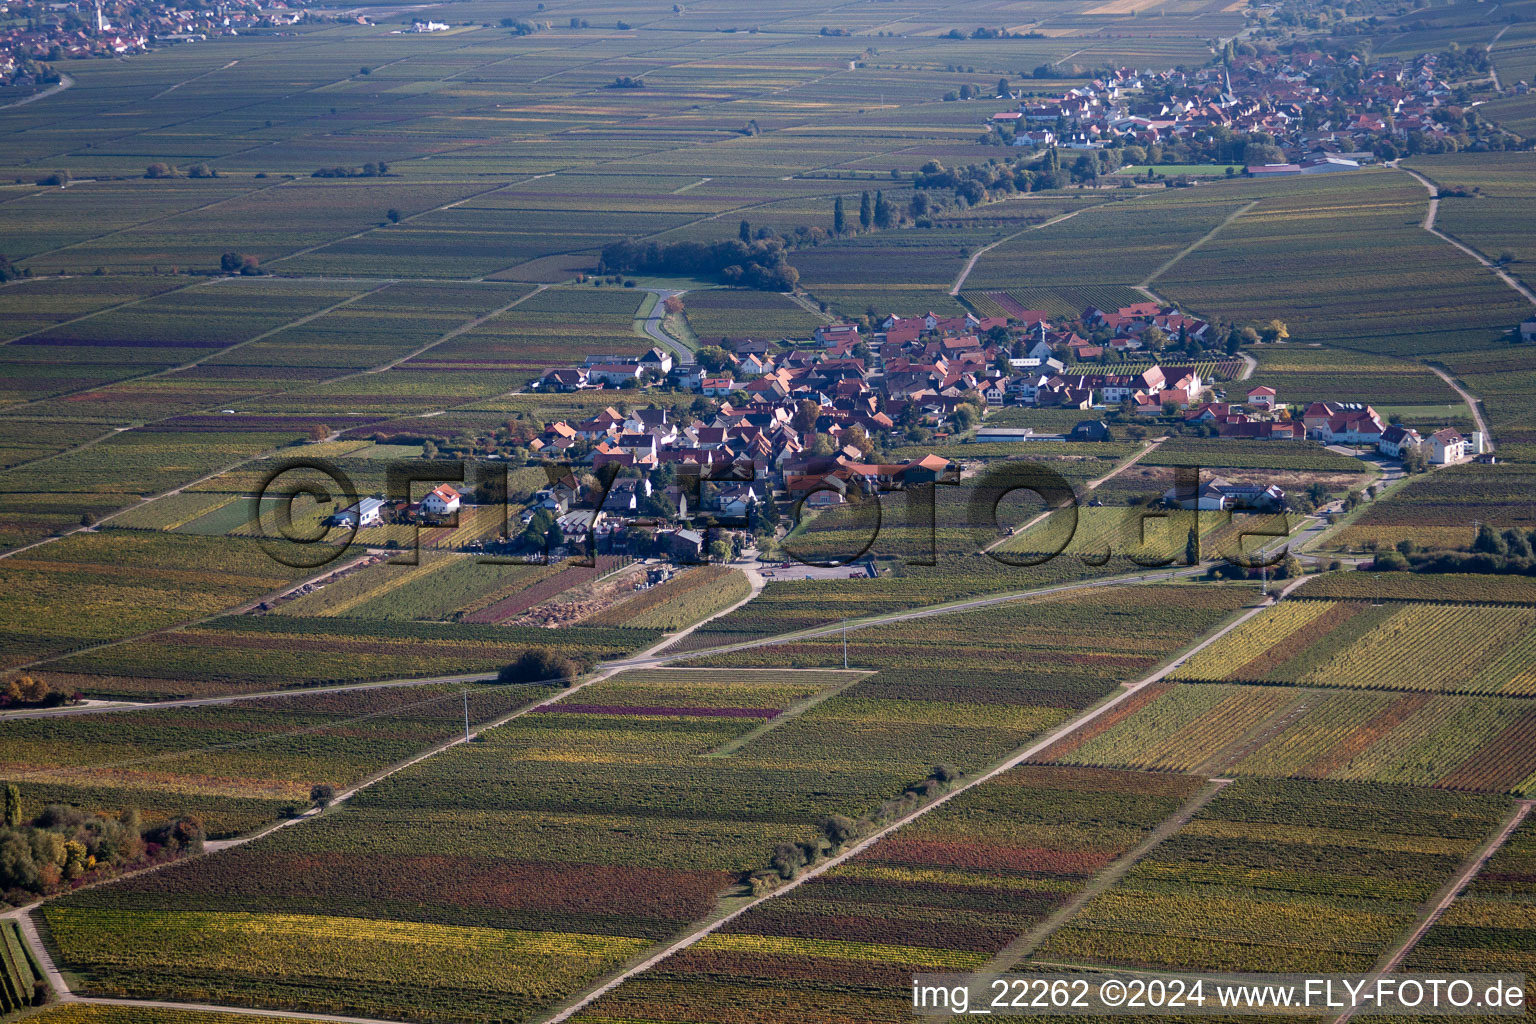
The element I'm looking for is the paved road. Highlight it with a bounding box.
[641,289,695,365]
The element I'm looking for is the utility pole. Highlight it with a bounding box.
[843,619,848,670]
[463,691,470,743]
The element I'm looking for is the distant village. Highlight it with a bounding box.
[989,48,1517,166]
[0,0,309,80]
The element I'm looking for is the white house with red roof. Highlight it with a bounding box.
[421,484,461,517]
[1246,385,1277,410]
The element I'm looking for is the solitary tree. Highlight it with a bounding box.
[859,191,872,230]
[386,208,402,223]
[832,196,845,235]
[1186,526,1200,566]
[309,783,336,809]
[4,784,21,827]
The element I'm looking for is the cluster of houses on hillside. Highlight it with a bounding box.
[991,48,1490,164]
[1182,390,1484,464]
[0,0,306,74]
[538,301,1226,421]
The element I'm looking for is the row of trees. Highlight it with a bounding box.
[312,162,390,178]
[1,676,70,709]
[597,237,798,291]
[1372,526,1536,575]
[146,163,217,179]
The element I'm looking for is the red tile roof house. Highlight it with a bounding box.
[1246,385,1277,409]
[420,484,461,517]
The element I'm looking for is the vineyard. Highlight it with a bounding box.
[1296,571,1536,605]
[1034,779,1511,973]
[568,766,1208,1023]
[461,557,631,625]
[583,566,752,631]
[43,589,1248,1024]
[25,1008,317,1024]
[0,682,550,836]
[45,616,661,698]
[1172,599,1536,696]
[0,8,1533,1023]
[1402,814,1536,989]
[1038,683,1536,796]
[1334,462,1536,551]
[0,919,46,1013]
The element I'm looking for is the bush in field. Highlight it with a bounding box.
[498,648,585,685]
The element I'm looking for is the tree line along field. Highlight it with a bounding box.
[41,589,1250,1023]
[0,682,552,837]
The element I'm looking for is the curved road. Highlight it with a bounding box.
[640,289,695,365]
[1402,166,1536,307]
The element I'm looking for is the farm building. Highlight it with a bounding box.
[421,484,461,517]
[332,497,386,528]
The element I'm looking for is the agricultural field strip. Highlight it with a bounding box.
[1332,799,1535,1024]
[949,199,1119,296]
[19,178,291,264]
[981,777,1234,977]
[0,576,1281,1016]
[1430,363,1495,448]
[1139,199,1260,291]
[539,586,1281,1024]
[1401,166,1536,308]
[1,550,379,673]
[0,283,551,565]
[702,669,874,757]
[8,555,1283,722]
[0,681,501,787]
[206,31,908,274]
[7,25,521,171]
[0,279,396,418]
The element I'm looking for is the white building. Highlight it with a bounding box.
[1377,424,1422,459]
[334,497,385,528]
[421,484,461,517]
[1427,428,1465,465]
